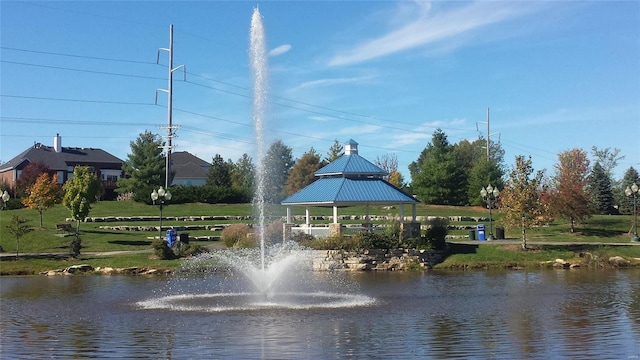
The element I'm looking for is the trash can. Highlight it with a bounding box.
[179,233,189,244]
[469,230,476,240]
[477,224,486,241]
[496,227,505,240]
[166,229,177,246]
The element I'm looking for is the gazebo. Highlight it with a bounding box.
[281,140,420,239]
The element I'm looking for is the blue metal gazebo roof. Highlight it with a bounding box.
[281,140,418,207]
[281,177,418,206]
[315,153,387,177]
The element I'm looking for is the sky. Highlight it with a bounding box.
[1,1,639,183]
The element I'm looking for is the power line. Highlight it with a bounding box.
[0,46,157,65]
[1,60,164,81]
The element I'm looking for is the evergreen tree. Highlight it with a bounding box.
[411,129,466,205]
[619,167,640,214]
[262,140,294,203]
[207,154,232,188]
[285,148,324,196]
[117,131,165,194]
[231,153,255,192]
[587,162,614,214]
[63,166,100,233]
[591,146,624,180]
[326,139,344,162]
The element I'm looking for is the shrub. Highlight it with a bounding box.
[152,239,176,260]
[353,231,398,250]
[424,217,449,250]
[221,224,252,248]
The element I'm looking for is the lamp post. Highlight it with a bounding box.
[151,186,172,240]
[625,182,639,242]
[480,184,500,240]
[1,190,10,210]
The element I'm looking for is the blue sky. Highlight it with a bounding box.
[1,1,639,182]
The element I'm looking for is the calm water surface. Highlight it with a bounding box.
[1,269,639,359]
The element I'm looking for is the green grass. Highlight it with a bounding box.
[0,201,638,275]
[0,252,183,275]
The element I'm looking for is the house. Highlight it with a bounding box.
[171,151,210,186]
[0,134,124,199]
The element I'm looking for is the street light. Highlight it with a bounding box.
[1,190,10,210]
[151,186,172,240]
[480,184,500,240]
[625,182,639,242]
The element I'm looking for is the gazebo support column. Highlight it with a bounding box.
[401,204,421,240]
[286,207,292,224]
[364,204,371,231]
[333,206,338,224]
[329,223,342,238]
[399,204,405,224]
[305,207,311,227]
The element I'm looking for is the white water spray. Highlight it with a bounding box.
[250,7,268,271]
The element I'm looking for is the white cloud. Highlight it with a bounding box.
[269,44,291,57]
[291,76,372,92]
[329,1,544,66]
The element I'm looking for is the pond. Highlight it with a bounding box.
[1,269,639,359]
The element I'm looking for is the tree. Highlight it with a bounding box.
[117,131,165,195]
[587,162,614,215]
[375,154,404,188]
[619,167,640,215]
[231,153,255,192]
[285,148,324,196]
[591,146,624,180]
[456,138,505,206]
[22,173,62,227]
[549,148,591,233]
[5,215,32,258]
[207,154,232,188]
[498,155,544,249]
[262,140,294,203]
[326,139,344,162]
[63,166,100,233]
[16,161,50,197]
[411,129,466,205]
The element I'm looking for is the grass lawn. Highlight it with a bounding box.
[0,201,638,275]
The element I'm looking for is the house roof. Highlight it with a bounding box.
[281,177,418,206]
[171,151,210,168]
[171,151,209,180]
[0,144,123,172]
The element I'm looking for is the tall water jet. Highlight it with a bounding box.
[250,6,268,271]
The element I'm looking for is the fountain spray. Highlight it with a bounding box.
[250,7,268,271]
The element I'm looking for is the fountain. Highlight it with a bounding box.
[137,8,374,312]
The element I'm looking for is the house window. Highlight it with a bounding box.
[57,171,64,184]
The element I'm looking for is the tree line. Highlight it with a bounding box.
[4,130,639,237]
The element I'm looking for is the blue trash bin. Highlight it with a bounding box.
[166,229,176,246]
[477,224,486,241]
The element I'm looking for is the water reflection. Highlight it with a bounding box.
[1,270,639,359]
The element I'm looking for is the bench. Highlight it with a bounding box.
[56,223,72,233]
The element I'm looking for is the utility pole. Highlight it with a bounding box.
[156,24,186,189]
[476,107,500,162]
[486,107,490,161]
